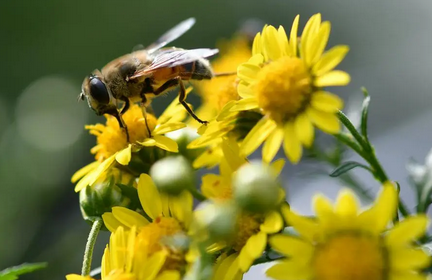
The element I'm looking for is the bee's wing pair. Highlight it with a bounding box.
[130,18,218,80]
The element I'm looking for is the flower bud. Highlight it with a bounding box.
[232,161,281,213]
[166,127,205,163]
[79,168,138,221]
[194,201,237,242]
[150,156,195,195]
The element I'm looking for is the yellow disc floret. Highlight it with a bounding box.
[314,233,385,280]
[86,105,157,161]
[255,57,312,123]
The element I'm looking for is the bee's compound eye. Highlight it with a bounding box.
[89,78,110,104]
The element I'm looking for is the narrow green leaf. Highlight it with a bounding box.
[329,161,372,177]
[0,263,47,280]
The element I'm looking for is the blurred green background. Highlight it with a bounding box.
[1,0,432,279]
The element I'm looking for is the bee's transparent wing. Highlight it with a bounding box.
[145,18,196,54]
[129,48,218,79]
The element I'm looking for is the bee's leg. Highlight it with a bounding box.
[108,108,130,142]
[119,96,130,115]
[139,94,152,137]
[174,77,208,125]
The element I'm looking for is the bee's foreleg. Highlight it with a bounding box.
[108,108,130,142]
[119,96,131,115]
[139,94,152,138]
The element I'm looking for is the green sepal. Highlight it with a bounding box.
[329,161,372,177]
[0,263,47,280]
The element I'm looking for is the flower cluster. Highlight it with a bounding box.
[67,14,431,280]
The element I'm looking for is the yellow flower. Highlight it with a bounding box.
[72,97,189,192]
[235,14,349,164]
[200,140,286,277]
[195,35,251,120]
[101,226,182,280]
[266,182,431,280]
[65,275,94,280]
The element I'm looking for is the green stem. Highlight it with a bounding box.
[81,219,103,276]
[334,133,366,158]
[189,187,206,202]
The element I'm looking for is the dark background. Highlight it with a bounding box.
[1,0,432,279]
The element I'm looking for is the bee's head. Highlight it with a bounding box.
[80,71,116,116]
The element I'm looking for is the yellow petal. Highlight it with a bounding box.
[155,270,180,280]
[262,127,284,163]
[306,108,340,134]
[294,113,314,147]
[252,32,262,55]
[260,211,284,233]
[153,122,186,135]
[335,189,359,217]
[314,70,351,87]
[313,194,335,220]
[230,98,259,112]
[192,147,223,169]
[263,25,283,60]
[138,173,162,220]
[282,209,319,243]
[71,161,99,183]
[238,61,261,84]
[125,227,136,273]
[240,117,276,157]
[169,191,193,227]
[266,260,312,280]
[237,81,254,99]
[66,274,92,280]
[152,135,179,152]
[373,182,398,232]
[221,138,246,171]
[224,255,243,280]
[311,91,344,113]
[201,174,222,198]
[309,21,331,64]
[290,15,300,57]
[313,45,350,76]
[301,13,322,65]
[214,254,235,280]
[238,249,255,273]
[112,206,149,228]
[283,121,302,164]
[101,246,110,278]
[390,271,429,280]
[389,247,431,271]
[102,212,124,232]
[385,215,428,246]
[141,250,167,280]
[116,144,132,165]
[270,158,286,176]
[269,234,314,258]
[278,25,291,56]
[75,154,117,192]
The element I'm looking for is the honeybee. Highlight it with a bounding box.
[79,18,221,141]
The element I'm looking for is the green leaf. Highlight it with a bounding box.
[360,88,371,142]
[0,263,47,280]
[329,161,372,177]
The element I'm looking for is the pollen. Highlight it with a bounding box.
[255,57,312,123]
[86,105,157,161]
[232,213,262,252]
[313,233,386,280]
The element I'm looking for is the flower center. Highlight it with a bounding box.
[313,233,386,280]
[232,213,263,252]
[255,57,312,123]
[136,216,186,273]
[87,105,157,161]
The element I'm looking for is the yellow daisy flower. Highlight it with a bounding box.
[72,96,189,192]
[100,226,184,280]
[200,140,286,277]
[235,13,350,164]
[267,182,431,280]
[195,35,251,120]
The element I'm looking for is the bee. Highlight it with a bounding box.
[79,18,221,141]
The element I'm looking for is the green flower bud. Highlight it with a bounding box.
[150,155,195,195]
[195,202,237,242]
[79,168,138,222]
[232,161,281,213]
[166,127,205,163]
